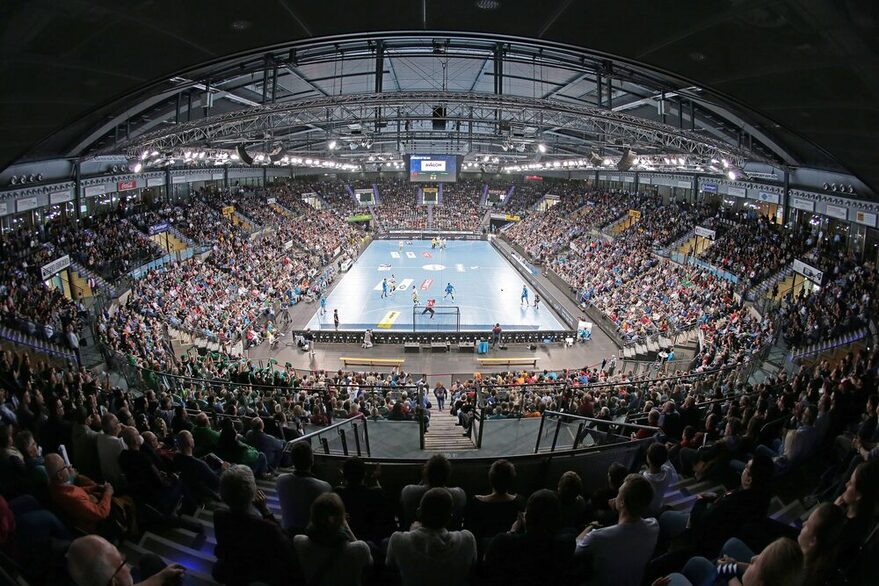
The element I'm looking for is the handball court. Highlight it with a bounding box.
[305,239,568,332]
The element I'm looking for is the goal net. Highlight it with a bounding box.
[412,304,461,332]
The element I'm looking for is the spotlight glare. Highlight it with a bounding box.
[133,163,142,173]
[537,143,547,153]
[727,170,737,181]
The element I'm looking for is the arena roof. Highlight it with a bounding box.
[2,1,878,193]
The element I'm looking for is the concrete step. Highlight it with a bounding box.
[119,539,219,586]
[139,532,217,577]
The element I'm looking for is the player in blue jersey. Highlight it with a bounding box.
[319,294,327,316]
[443,282,455,302]
[381,277,389,299]
[521,285,529,306]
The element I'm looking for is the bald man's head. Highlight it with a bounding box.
[67,535,133,586]
[45,453,71,485]
[177,430,194,454]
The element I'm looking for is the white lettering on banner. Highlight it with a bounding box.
[640,177,651,184]
[676,180,692,189]
[825,204,848,220]
[727,186,746,198]
[266,197,277,204]
[793,259,824,284]
[171,176,187,184]
[694,226,716,240]
[50,191,73,204]
[791,197,814,212]
[421,160,446,172]
[146,177,164,187]
[84,185,105,197]
[16,197,38,212]
[854,211,877,227]
[211,173,223,180]
[390,251,400,259]
[0,202,7,216]
[610,175,620,182]
[405,251,416,258]
[40,255,70,280]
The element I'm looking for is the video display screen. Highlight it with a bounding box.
[408,154,458,183]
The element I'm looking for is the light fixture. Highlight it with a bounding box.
[603,158,613,166]
[537,143,547,154]
[328,140,338,150]
[133,163,142,173]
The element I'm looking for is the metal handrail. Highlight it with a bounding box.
[535,409,660,454]
[284,414,371,457]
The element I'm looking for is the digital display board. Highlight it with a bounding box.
[422,187,438,204]
[408,154,458,183]
[354,189,374,204]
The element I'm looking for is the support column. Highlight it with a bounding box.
[165,168,172,203]
[782,168,791,227]
[74,160,82,221]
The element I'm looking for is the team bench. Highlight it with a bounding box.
[340,357,405,367]
[477,357,539,368]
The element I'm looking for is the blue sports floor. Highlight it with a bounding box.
[306,239,566,332]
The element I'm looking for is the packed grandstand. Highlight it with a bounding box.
[0,173,877,586]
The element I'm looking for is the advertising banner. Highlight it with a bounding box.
[791,197,814,212]
[854,210,877,228]
[793,259,824,285]
[50,190,73,204]
[40,255,71,280]
[824,204,848,221]
[16,197,38,212]
[694,226,716,240]
[148,222,170,235]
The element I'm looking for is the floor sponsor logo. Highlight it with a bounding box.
[377,311,400,329]
[422,264,446,271]
[420,279,433,291]
[378,263,391,271]
[390,251,400,258]
[423,251,432,258]
[405,251,416,258]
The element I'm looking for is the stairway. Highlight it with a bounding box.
[423,409,477,453]
[117,476,284,585]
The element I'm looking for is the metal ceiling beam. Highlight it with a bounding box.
[115,91,760,166]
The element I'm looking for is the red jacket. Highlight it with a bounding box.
[49,476,112,532]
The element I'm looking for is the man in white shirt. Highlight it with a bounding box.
[641,442,678,518]
[575,474,659,586]
[386,487,476,586]
[276,441,331,534]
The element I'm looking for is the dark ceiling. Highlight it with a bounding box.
[2,0,878,190]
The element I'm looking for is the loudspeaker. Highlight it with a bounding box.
[236,144,254,165]
[617,148,636,171]
[432,106,446,130]
[269,146,285,163]
[528,344,537,351]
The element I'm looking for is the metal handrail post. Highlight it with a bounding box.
[534,412,546,453]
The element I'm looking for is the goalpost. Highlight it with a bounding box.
[412,305,461,332]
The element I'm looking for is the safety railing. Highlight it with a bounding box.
[285,415,371,458]
[534,410,659,454]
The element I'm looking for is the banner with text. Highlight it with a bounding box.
[793,259,824,285]
[694,226,716,240]
[41,255,71,280]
